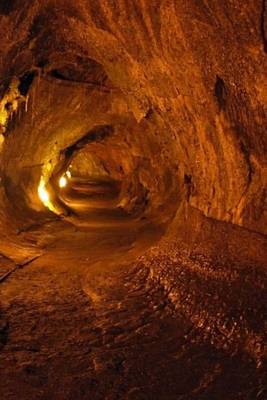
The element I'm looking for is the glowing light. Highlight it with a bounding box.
[59,176,67,188]
[66,170,71,179]
[0,134,4,152]
[38,178,50,207]
[39,186,49,203]
[38,178,58,213]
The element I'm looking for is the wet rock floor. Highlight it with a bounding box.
[0,221,266,400]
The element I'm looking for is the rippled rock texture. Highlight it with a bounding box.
[0,0,266,237]
[0,1,266,399]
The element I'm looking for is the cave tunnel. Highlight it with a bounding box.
[0,1,266,399]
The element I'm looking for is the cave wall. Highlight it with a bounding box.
[0,0,266,257]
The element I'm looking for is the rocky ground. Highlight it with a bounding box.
[0,214,266,400]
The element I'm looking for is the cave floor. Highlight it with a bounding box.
[0,216,266,400]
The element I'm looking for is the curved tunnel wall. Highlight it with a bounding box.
[0,0,266,259]
[0,0,266,381]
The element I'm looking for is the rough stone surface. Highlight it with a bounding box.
[0,1,266,399]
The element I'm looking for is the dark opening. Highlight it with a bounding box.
[214,75,227,110]
[184,174,192,184]
[48,59,110,87]
[50,69,68,81]
[18,71,36,96]
[0,0,18,15]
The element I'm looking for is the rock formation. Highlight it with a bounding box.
[0,1,266,399]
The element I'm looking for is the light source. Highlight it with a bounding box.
[38,178,52,208]
[38,177,57,213]
[59,175,67,188]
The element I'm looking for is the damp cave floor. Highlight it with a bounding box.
[0,216,266,400]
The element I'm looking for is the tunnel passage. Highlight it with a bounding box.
[0,60,180,238]
[0,0,266,238]
[0,1,266,400]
